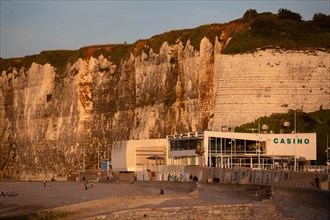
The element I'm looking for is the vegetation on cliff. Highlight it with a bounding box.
[134,23,224,55]
[235,109,330,165]
[1,9,329,75]
[223,9,330,54]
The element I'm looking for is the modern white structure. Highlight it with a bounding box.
[111,139,167,172]
[111,131,316,172]
[202,131,316,170]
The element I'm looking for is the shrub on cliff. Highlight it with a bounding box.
[242,9,258,21]
[277,8,302,21]
[313,13,330,29]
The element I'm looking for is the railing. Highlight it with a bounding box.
[133,164,329,190]
[302,165,330,173]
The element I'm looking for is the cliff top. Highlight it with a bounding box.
[1,9,329,73]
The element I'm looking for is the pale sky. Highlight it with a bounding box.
[1,0,329,58]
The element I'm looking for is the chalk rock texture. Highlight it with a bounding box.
[0,36,329,178]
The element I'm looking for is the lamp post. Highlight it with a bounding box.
[220,137,223,168]
[226,139,235,168]
[97,144,100,170]
[326,133,329,166]
[107,144,110,176]
[234,139,236,167]
[230,139,233,168]
[209,137,211,167]
[83,145,85,172]
[257,143,261,169]
[258,118,261,169]
[294,110,297,171]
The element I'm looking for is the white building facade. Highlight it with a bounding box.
[203,131,316,170]
[112,131,316,172]
[111,139,167,172]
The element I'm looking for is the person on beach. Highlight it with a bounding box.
[131,174,137,184]
[314,175,320,189]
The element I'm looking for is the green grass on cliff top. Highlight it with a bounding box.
[223,11,330,54]
[1,9,329,74]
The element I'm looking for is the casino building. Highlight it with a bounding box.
[112,131,316,172]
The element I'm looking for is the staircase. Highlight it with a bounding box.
[245,185,273,201]
[251,200,296,220]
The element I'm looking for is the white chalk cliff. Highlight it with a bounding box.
[1,23,329,179]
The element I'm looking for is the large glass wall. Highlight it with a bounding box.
[168,138,203,166]
[208,137,266,168]
[170,139,199,151]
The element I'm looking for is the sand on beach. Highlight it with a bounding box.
[0,181,261,219]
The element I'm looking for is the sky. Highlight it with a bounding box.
[1,0,329,59]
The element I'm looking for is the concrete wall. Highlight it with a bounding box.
[112,139,167,171]
[111,141,132,171]
[106,184,330,220]
[109,204,283,220]
[273,186,330,220]
[212,50,330,128]
[185,165,329,190]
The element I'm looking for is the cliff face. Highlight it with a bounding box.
[212,49,330,129]
[0,37,220,179]
[1,38,329,180]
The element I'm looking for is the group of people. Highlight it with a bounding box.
[189,174,199,182]
[1,191,18,197]
[43,176,56,187]
[212,175,220,183]
[167,173,181,182]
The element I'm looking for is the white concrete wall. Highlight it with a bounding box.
[112,141,132,171]
[112,139,167,171]
[212,50,330,129]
